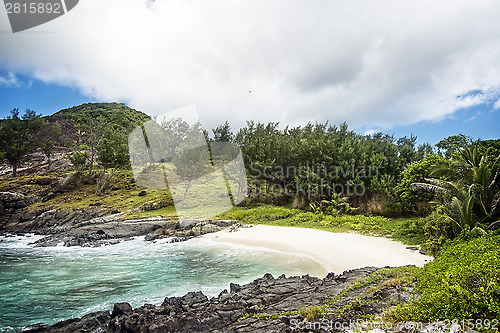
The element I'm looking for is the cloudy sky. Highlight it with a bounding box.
[1,0,499,144]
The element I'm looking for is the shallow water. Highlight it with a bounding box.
[0,234,324,332]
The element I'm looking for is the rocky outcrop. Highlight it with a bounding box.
[0,192,35,228]
[20,216,235,247]
[0,191,35,210]
[1,188,235,247]
[2,206,105,234]
[23,267,420,333]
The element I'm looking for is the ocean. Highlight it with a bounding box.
[0,234,324,332]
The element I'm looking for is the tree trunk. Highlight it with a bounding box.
[89,147,95,175]
[12,161,17,177]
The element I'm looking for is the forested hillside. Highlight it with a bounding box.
[0,103,150,176]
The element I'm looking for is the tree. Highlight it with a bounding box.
[97,127,130,171]
[157,117,191,162]
[75,116,108,174]
[412,142,500,236]
[212,121,234,142]
[39,122,62,168]
[172,122,212,208]
[0,109,44,176]
[395,154,448,215]
[436,134,472,158]
[68,151,89,173]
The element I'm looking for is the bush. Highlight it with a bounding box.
[68,151,89,172]
[394,154,447,216]
[390,235,500,322]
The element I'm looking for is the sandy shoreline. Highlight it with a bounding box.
[204,225,433,277]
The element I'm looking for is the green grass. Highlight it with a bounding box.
[217,205,426,245]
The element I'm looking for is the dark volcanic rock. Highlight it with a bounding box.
[24,266,423,333]
[6,212,236,248]
[111,303,133,318]
[0,192,35,230]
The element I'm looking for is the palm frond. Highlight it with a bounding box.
[470,226,487,236]
[437,214,461,230]
[429,164,452,178]
[410,182,449,195]
[489,170,499,191]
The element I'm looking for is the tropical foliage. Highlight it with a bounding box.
[228,121,433,211]
[411,142,500,240]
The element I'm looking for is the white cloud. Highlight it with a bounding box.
[0,72,19,86]
[463,116,477,123]
[494,100,500,110]
[1,0,500,130]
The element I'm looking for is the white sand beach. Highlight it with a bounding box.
[204,225,433,277]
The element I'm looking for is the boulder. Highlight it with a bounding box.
[111,302,132,318]
[0,192,35,209]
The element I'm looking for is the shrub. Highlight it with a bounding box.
[394,154,447,216]
[390,235,500,322]
[68,151,89,172]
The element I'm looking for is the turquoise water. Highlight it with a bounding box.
[0,234,324,332]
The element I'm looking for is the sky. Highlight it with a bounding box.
[1,0,499,146]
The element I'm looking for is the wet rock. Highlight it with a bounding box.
[144,233,158,241]
[169,236,190,243]
[111,302,132,318]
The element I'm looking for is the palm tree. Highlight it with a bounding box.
[411,142,500,236]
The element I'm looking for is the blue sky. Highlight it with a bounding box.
[1,1,499,146]
[0,72,97,117]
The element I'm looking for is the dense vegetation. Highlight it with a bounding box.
[0,109,58,176]
[231,121,433,212]
[389,235,500,326]
[0,103,150,175]
[54,103,150,173]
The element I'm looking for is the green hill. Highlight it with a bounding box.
[52,102,150,129]
[44,102,150,146]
